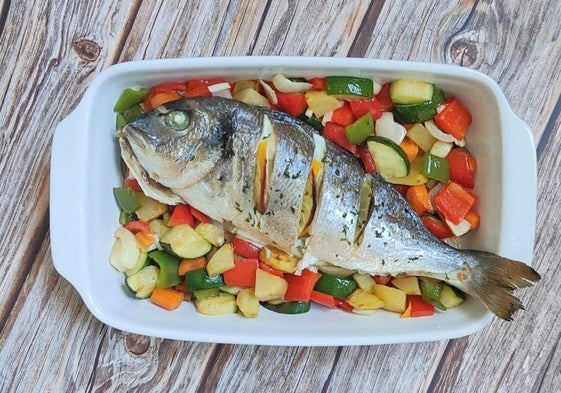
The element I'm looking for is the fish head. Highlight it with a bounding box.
[118,98,228,193]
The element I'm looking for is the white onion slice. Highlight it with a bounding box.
[272,74,313,93]
[424,120,466,147]
[259,80,278,105]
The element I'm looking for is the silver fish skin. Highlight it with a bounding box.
[117,96,540,321]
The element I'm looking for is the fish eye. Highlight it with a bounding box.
[165,110,191,131]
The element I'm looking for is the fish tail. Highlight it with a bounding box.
[460,250,540,321]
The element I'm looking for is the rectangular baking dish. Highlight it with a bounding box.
[50,57,536,345]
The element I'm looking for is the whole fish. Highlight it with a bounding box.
[117,96,540,320]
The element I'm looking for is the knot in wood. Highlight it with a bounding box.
[449,37,479,67]
[73,38,101,62]
[125,333,151,355]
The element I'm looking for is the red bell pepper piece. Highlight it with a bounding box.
[433,182,477,225]
[183,79,228,98]
[331,102,355,126]
[231,236,261,259]
[123,220,151,234]
[310,290,339,308]
[421,215,453,239]
[167,204,195,227]
[337,300,355,312]
[190,207,211,223]
[223,258,258,287]
[322,122,358,154]
[276,92,308,117]
[349,98,383,121]
[446,148,477,188]
[258,261,284,278]
[433,97,472,140]
[375,83,394,111]
[150,81,187,96]
[357,145,376,173]
[406,295,435,317]
[308,77,327,91]
[284,269,322,302]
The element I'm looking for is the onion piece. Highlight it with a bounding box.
[424,120,466,147]
[373,82,383,95]
[208,82,233,99]
[445,218,471,237]
[259,80,278,105]
[375,112,406,144]
[272,74,313,93]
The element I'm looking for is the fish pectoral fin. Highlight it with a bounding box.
[456,250,541,321]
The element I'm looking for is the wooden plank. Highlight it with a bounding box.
[0,2,135,329]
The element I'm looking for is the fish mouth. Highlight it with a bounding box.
[118,132,184,205]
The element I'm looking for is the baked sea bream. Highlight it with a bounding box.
[117,96,540,320]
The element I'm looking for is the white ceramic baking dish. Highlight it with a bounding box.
[50,57,536,346]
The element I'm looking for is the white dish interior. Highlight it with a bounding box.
[50,57,536,345]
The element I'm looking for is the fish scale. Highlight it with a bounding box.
[118,96,540,320]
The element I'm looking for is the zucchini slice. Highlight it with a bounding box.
[366,136,410,179]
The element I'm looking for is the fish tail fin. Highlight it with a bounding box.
[460,250,540,321]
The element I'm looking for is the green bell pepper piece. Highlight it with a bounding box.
[149,250,182,288]
[113,187,139,214]
[114,87,150,112]
[420,153,450,183]
[345,112,374,145]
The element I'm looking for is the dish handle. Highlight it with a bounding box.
[500,113,537,264]
[50,107,89,293]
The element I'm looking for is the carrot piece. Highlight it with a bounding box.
[150,91,182,108]
[405,185,433,216]
[150,287,184,310]
[178,257,207,276]
[135,232,155,249]
[399,137,419,163]
[464,210,480,229]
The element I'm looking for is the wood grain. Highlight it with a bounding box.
[1,0,561,392]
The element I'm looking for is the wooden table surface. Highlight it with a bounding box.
[1,1,560,392]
